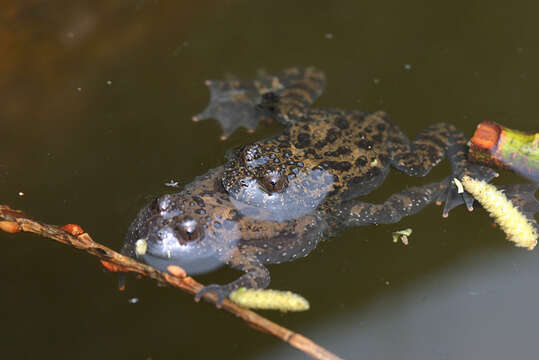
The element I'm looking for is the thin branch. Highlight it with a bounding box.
[0,205,342,360]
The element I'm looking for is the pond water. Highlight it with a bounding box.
[2,1,538,359]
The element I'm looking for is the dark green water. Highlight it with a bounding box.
[2,1,538,359]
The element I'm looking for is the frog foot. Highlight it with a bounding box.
[193,78,263,139]
[437,164,499,217]
[194,283,236,307]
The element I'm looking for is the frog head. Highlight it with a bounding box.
[221,143,335,222]
[124,191,241,275]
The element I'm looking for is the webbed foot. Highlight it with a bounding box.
[193,79,263,139]
[437,164,499,217]
[193,253,270,307]
[193,67,327,139]
[194,283,237,307]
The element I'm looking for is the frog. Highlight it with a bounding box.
[122,67,539,305]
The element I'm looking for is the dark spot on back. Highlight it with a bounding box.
[336,146,351,155]
[320,161,352,172]
[296,133,311,148]
[355,156,368,167]
[356,139,374,150]
[324,146,351,157]
[314,140,327,149]
[325,128,338,144]
[192,196,205,207]
[335,117,349,129]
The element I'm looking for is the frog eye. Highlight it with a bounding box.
[175,217,202,242]
[259,170,288,194]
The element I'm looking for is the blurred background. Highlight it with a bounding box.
[1,1,538,359]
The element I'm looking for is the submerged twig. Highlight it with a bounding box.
[0,204,342,360]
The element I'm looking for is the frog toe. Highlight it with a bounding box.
[439,164,499,217]
[463,192,475,211]
[438,182,463,217]
[194,284,232,307]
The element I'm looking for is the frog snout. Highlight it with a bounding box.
[174,216,203,243]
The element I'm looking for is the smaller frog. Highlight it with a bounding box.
[122,67,539,304]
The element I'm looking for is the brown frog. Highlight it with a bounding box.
[122,67,538,304]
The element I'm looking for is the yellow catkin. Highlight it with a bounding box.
[461,176,537,250]
[229,288,310,312]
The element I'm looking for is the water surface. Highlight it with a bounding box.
[2,1,538,359]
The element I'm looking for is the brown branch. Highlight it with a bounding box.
[0,205,342,360]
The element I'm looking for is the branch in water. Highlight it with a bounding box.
[0,204,342,360]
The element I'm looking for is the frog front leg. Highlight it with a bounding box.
[194,246,270,306]
[193,67,326,138]
[342,181,446,227]
[386,120,498,216]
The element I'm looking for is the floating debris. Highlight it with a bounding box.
[229,288,310,312]
[392,228,412,245]
[165,180,179,188]
[461,176,537,250]
[128,297,139,304]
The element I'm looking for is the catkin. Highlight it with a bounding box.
[229,288,310,312]
[461,176,537,250]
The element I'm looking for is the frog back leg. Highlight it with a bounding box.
[193,67,326,138]
[382,114,499,216]
[341,181,447,227]
[194,246,270,306]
